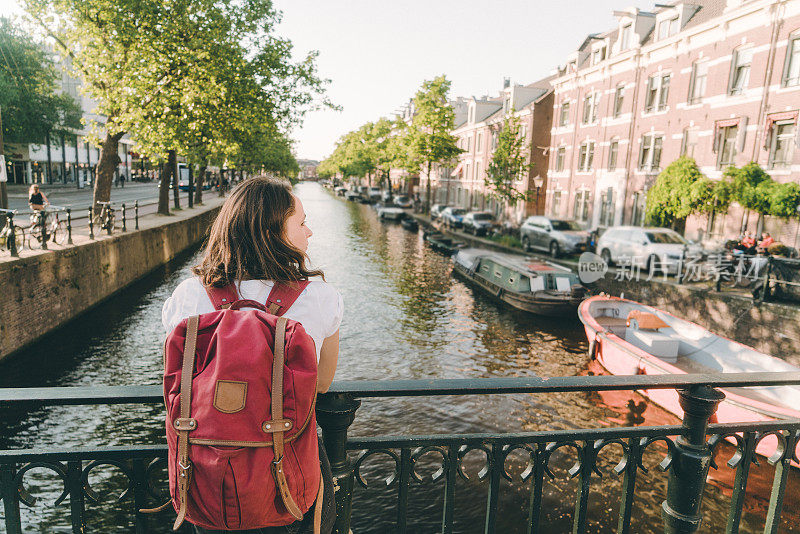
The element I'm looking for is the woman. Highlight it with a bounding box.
[162,177,341,533]
[28,184,49,211]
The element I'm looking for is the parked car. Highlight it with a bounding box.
[430,204,451,221]
[394,195,412,209]
[520,216,590,257]
[334,186,347,196]
[440,207,467,229]
[345,190,361,201]
[381,191,393,203]
[366,187,382,202]
[596,226,703,274]
[462,211,496,236]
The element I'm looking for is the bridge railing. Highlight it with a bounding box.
[1,372,799,534]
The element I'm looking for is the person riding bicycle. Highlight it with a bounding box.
[28,184,49,212]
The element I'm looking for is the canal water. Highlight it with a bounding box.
[0,182,797,533]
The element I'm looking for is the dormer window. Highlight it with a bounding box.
[592,46,607,65]
[468,106,475,123]
[620,24,632,50]
[657,16,679,40]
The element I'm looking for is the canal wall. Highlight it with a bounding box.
[0,203,222,362]
[411,214,800,365]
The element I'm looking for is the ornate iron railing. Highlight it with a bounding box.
[1,372,799,534]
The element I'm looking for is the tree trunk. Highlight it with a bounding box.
[158,151,175,215]
[219,169,225,197]
[92,131,124,215]
[195,162,207,204]
[425,161,432,214]
[172,154,180,209]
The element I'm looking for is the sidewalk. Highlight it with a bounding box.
[0,195,226,264]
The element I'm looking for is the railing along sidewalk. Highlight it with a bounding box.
[1,373,799,534]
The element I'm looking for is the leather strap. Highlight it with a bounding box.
[270,317,304,520]
[266,281,310,316]
[205,284,239,309]
[173,315,199,531]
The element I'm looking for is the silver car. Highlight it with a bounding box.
[520,216,590,257]
[597,226,702,274]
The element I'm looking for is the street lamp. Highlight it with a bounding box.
[533,175,544,215]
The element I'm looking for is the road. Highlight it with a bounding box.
[5,182,201,211]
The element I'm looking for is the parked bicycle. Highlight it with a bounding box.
[0,209,24,254]
[20,207,66,249]
[95,201,116,235]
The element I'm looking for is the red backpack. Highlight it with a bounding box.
[158,281,322,531]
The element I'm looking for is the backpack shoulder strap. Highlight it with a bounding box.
[266,280,311,316]
[205,284,239,310]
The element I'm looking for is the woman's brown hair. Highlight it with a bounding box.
[194,177,323,286]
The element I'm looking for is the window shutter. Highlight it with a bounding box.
[727,51,738,94]
[687,64,697,103]
[737,116,749,152]
[712,126,721,153]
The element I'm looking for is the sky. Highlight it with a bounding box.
[1,0,654,161]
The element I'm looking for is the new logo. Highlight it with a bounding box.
[578,252,608,283]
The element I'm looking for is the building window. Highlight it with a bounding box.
[475,160,483,180]
[658,17,679,40]
[681,129,699,158]
[465,163,471,181]
[613,85,625,117]
[608,140,619,170]
[582,93,598,124]
[729,47,753,95]
[578,141,595,171]
[467,136,473,152]
[592,46,607,65]
[476,133,483,153]
[716,125,738,168]
[630,192,646,226]
[551,191,562,217]
[555,147,566,172]
[783,36,800,87]
[645,74,670,113]
[620,24,632,50]
[687,61,708,104]
[639,134,664,171]
[573,190,590,222]
[769,122,796,168]
[491,131,499,150]
[599,187,616,227]
[559,102,570,127]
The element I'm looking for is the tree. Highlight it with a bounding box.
[24,0,331,215]
[0,17,81,146]
[484,113,532,213]
[724,162,800,232]
[407,76,461,212]
[646,157,714,227]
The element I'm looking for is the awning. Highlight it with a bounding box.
[451,162,463,177]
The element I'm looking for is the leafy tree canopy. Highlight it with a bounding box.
[0,16,81,145]
[484,112,532,205]
[646,156,717,226]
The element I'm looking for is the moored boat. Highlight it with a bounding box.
[401,217,418,231]
[377,207,407,221]
[579,294,800,462]
[425,232,464,255]
[453,248,586,316]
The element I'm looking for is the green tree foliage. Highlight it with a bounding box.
[725,162,800,219]
[0,17,80,145]
[484,113,532,208]
[24,0,330,213]
[646,157,719,227]
[407,75,461,211]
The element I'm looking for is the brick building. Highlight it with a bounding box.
[547,0,800,245]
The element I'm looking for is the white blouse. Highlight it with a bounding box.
[162,277,343,360]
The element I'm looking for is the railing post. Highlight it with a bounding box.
[316,392,361,534]
[88,207,94,239]
[66,460,86,533]
[122,203,127,231]
[39,211,48,250]
[0,463,22,534]
[661,386,724,534]
[66,208,73,245]
[7,212,18,257]
[134,200,139,230]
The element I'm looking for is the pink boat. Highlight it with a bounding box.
[579,294,800,463]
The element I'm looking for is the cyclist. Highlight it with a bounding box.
[28,184,49,211]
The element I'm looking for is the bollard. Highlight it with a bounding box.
[66,208,73,245]
[316,392,361,534]
[39,211,48,250]
[122,203,127,232]
[661,385,725,534]
[134,200,139,230]
[758,257,772,303]
[88,207,94,239]
[7,212,18,257]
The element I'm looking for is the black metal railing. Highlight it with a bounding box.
[1,373,799,534]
